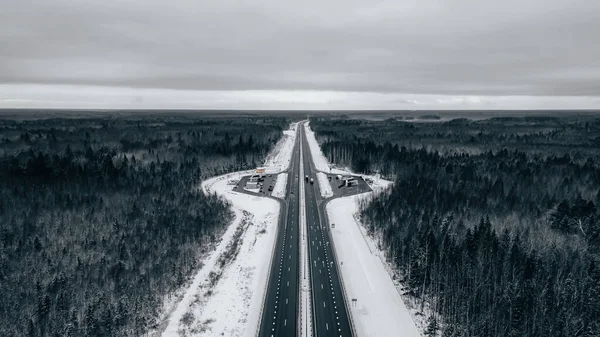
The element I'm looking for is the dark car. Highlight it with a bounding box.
[268,186,274,191]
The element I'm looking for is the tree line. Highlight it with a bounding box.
[311,116,600,336]
[0,116,288,336]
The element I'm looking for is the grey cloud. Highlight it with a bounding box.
[1,0,600,97]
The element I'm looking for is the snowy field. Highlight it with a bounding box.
[327,196,422,337]
[271,172,288,198]
[316,172,333,198]
[159,175,279,337]
[263,122,298,172]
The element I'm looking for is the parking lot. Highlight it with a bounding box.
[233,173,278,197]
[323,173,372,198]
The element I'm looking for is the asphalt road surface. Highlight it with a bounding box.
[244,123,360,337]
[300,126,353,337]
[254,131,301,337]
[235,174,278,196]
[324,173,372,198]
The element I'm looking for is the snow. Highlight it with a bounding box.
[201,170,256,195]
[271,173,288,199]
[316,172,333,198]
[327,196,422,337]
[263,122,298,172]
[304,121,421,336]
[304,122,393,190]
[153,121,298,337]
[159,175,280,337]
[303,122,330,172]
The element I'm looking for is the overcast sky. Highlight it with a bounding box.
[1,0,600,109]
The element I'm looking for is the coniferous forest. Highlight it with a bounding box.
[311,116,600,337]
[0,115,288,336]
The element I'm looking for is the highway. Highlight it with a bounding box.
[256,122,353,337]
[257,130,301,337]
[300,125,353,337]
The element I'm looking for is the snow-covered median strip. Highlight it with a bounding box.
[316,172,332,198]
[263,122,298,172]
[271,173,288,198]
[327,196,422,337]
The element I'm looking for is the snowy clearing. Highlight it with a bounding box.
[263,122,298,172]
[316,172,333,198]
[327,196,423,337]
[271,173,288,198]
[159,175,279,337]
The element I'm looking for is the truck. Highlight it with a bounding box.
[310,178,314,184]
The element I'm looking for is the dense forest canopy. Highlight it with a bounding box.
[311,116,600,336]
[0,116,288,336]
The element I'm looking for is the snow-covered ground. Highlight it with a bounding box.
[316,172,333,198]
[327,196,422,337]
[263,122,298,172]
[155,123,296,336]
[304,122,330,172]
[271,173,288,198]
[304,122,384,184]
[158,175,280,337]
[304,121,423,336]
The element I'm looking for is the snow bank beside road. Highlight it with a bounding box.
[161,175,279,337]
[304,122,330,172]
[327,196,422,337]
[271,173,288,198]
[317,172,333,198]
[263,122,298,172]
